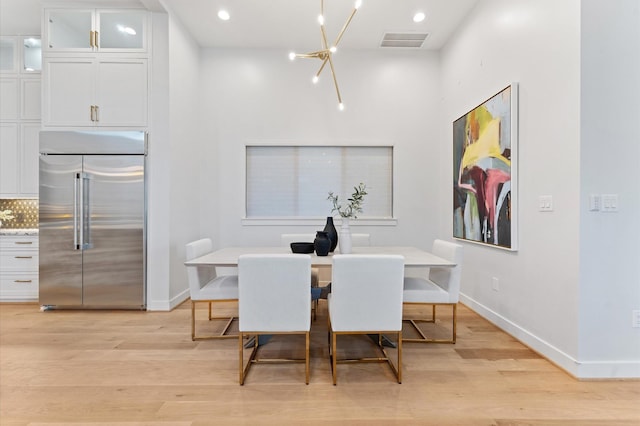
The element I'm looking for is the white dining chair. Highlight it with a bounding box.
[328,254,404,385]
[238,254,312,385]
[186,238,239,341]
[402,239,463,343]
[281,233,321,320]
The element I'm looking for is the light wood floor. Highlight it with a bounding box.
[1,301,638,425]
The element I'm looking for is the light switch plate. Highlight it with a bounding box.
[539,195,553,212]
[601,194,619,212]
[589,194,601,211]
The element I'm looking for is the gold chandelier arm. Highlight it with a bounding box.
[327,54,342,105]
[319,24,329,51]
[332,7,359,47]
[315,57,329,79]
[296,50,328,59]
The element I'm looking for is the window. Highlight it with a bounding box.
[246,146,393,219]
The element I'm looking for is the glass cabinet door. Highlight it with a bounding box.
[97,10,146,50]
[22,37,41,72]
[46,10,93,50]
[0,38,17,72]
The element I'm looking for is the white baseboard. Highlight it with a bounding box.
[146,288,190,311]
[459,293,640,379]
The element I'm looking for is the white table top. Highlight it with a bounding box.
[184,246,455,268]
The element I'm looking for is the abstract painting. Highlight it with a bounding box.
[453,84,518,250]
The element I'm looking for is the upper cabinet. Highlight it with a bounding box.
[44,9,148,53]
[0,38,18,73]
[42,7,150,129]
[1,36,41,74]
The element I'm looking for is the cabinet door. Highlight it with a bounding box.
[20,123,40,196]
[45,9,93,51]
[43,58,95,126]
[0,79,18,120]
[21,78,41,120]
[22,37,42,73]
[97,10,147,52]
[0,37,18,73]
[96,59,147,126]
[0,123,19,196]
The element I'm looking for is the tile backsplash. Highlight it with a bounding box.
[0,199,39,229]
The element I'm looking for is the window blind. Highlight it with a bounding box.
[246,146,393,218]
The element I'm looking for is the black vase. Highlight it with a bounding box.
[323,216,338,252]
[314,231,331,256]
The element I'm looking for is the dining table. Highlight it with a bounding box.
[184,246,456,269]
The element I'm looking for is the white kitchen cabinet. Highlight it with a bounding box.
[0,79,18,120]
[0,123,40,197]
[44,9,148,53]
[20,123,40,196]
[21,79,41,120]
[43,57,147,127]
[0,235,39,301]
[0,123,19,195]
[0,37,18,73]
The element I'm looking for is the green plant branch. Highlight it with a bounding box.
[327,183,367,219]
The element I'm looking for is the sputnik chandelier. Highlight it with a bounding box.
[289,0,363,111]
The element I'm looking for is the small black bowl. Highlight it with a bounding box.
[290,242,315,254]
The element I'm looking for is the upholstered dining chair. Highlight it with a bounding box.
[402,239,463,343]
[328,254,404,385]
[281,234,321,320]
[185,238,238,341]
[238,254,312,385]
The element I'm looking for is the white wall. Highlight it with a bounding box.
[579,0,640,377]
[146,12,171,310]
[166,11,202,306]
[441,0,639,378]
[198,48,443,250]
[147,8,202,310]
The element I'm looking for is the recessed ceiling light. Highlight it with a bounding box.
[413,12,426,23]
[218,10,230,21]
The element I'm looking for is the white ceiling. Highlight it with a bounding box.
[1,0,478,50]
[161,0,479,50]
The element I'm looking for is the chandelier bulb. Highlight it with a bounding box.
[329,46,337,53]
[318,15,325,25]
[312,76,319,84]
[338,103,345,111]
[289,52,296,61]
[355,0,362,9]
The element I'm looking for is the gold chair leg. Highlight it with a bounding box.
[331,331,337,385]
[305,331,310,384]
[192,299,238,341]
[239,333,244,385]
[191,301,196,341]
[402,303,457,344]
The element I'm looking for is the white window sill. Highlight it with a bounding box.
[241,217,398,226]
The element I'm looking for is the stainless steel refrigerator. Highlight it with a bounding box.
[39,131,146,309]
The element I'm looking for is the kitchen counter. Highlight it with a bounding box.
[0,229,39,236]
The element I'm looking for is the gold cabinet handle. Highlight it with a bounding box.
[90,30,94,48]
[94,31,99,48]
[14,280,33,283]
[95,105,99,122]
[14,256,33,259]
[15,241,33,245]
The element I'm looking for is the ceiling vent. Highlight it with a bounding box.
[380,32,429,48]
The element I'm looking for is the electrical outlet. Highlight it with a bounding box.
[633,310,640,328]
[492,277,499,291]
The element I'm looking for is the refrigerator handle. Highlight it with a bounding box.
[82,173,92,250]
[74,173,81,250]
